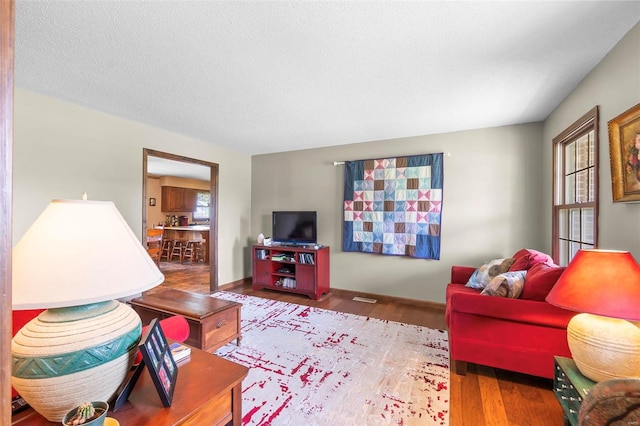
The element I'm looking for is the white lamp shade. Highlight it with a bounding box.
[12,199,164,309]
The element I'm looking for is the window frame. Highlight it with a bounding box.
[552,106,599,266]
[192,190,210,220]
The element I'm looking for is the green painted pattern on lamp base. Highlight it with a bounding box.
[12,324,141,379]
[12,301,141,379]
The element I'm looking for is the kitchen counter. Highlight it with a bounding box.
[165,225,210,231]
[163,226,210,263]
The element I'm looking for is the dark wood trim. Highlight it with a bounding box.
[0,1,14,423]
[329,287,446,312]
[225,277,447,312]
[209,161,219,293]
[551,106,599,264]
[219,277,252,291]
[552,106,598,144]
[142,149,220,292]
[221,278,447,313]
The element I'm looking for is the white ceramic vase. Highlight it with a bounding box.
[12,301,141,422]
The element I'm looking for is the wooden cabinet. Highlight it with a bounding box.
[162,186,198,212]
[252,245,330,300]
[253,256,272,286]
[183,188,197,211]
[130,289,242,353]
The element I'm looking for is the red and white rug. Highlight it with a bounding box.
[213,292,449,425]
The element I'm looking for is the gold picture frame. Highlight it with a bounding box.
[609,102,640,202]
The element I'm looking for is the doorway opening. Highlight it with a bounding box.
[142,148,219,293]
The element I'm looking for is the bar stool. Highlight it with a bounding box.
[160,239,174,262]
[182,240,203,265]
[169,240,185,262]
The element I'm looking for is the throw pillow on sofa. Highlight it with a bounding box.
[466,257,515,289]
[520,262,566,301]
[509,248,554,272]
[481,270,527,298]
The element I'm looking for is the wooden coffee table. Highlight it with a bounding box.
[130,289,242,353]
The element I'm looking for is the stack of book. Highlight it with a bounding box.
[282,277,296,289]
[169,342,191,364]
[275,277,296,288]
[299,253,315,264]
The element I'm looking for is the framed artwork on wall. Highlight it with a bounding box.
[149,197,156,207]
[609,102,640,202]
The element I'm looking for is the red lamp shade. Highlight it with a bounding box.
[546,249,640,320]
[546,249,640,382]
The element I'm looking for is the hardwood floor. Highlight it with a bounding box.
[151,261,565,426]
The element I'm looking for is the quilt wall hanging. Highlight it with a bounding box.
[343,153,443,259]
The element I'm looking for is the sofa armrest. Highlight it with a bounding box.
[446,283,576,328]
[451,265,476,285]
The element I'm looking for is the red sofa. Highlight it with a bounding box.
[445,253,577,379]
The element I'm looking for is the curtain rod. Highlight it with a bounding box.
[333,152,450,166]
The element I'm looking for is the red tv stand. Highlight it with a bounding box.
[252,245,330,300]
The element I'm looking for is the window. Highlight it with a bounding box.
[552,106,599,266]
[192,191,210,220]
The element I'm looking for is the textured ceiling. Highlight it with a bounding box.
[15,1,640,156]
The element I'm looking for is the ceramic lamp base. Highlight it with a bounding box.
[567,313,640,382]
[11,301,141,422]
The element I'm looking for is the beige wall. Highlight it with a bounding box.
[158,176,210,191]
[147,176,164,227]
[14,20,636,302]
[13,89,252,286]
[252,123,545,303]
[542,22,640,258]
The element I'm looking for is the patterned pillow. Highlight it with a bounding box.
[481,271,527,298]
[465,258,515,289]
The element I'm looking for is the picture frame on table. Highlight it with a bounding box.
[609,102,640,202]
[138,318,178,407]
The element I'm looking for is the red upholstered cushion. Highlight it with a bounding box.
[154,315,190,343]
[521,263,566,301]
[12,309,44,336]
[509,248,554,271]
[446,283,574,328]
[450,265,477,285]
[446,282,575,378]
[134,315,190,364]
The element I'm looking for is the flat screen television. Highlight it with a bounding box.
[272,211,317,246]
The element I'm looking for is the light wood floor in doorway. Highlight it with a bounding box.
[151,261,564,426]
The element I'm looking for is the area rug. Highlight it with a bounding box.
[213,292,449,426]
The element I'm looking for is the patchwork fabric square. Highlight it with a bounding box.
[343,153,443,259]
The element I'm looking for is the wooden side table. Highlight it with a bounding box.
[554,356,596,426]
[12,346,249,425]
[130,289,242,353]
